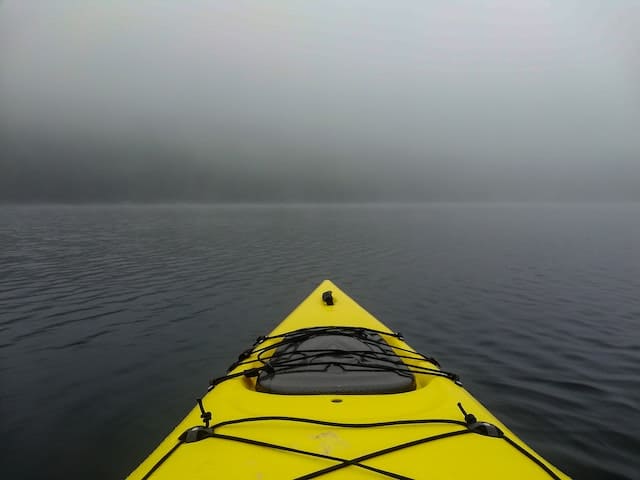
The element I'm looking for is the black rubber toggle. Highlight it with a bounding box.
[197,398,212,428]
[226,348,254,372]
[457,402,477,425]
[238,349,252,361]
[457,402,503,437]
[322,291,334,305]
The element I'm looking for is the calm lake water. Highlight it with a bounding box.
[1,203,639,479]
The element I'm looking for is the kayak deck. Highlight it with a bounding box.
[127,280,570,479]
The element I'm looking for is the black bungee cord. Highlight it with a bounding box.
[139,326,562,480]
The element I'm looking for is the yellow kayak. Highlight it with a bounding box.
[127,280,570,479]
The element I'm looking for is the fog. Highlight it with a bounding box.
[1,0,639,202]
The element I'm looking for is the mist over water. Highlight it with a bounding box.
[1,0,640,203]
[1,204,639,479]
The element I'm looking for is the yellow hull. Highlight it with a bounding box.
[127,280,570,479]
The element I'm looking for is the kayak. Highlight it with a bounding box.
[127,280,570,479]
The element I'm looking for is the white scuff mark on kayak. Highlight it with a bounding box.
[312,431,348,455]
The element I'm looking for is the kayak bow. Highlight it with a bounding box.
[127,280,570,479]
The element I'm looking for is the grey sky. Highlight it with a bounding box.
[1,0,639,202]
